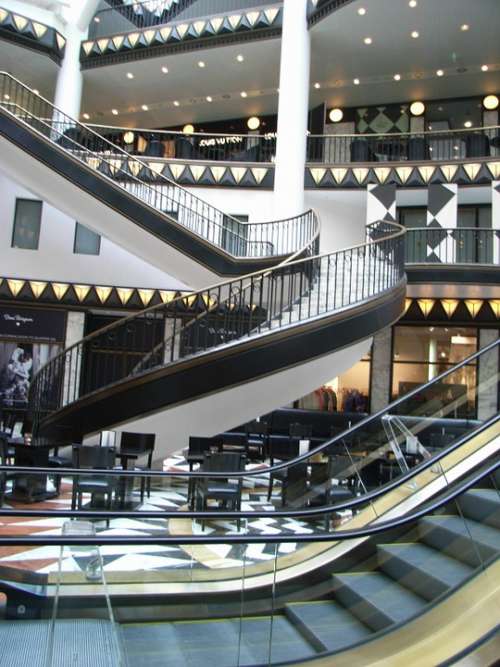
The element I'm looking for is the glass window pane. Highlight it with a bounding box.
[392,326,477,365]
[74,222,101,255]
[12,199,42,250]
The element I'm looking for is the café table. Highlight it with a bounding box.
[6,438,59,503]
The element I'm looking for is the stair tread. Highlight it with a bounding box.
[420,515,500,548]
[379,542,472,587]
[333,572,426,624]
[464,488,500,504]
[286,600,371,651]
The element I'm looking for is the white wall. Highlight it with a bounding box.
[0,172,188,290]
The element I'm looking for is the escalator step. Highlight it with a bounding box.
[418,515,500,567]
[284,600,371,652]
[377,542,472,601]
[331,572,426,632]
[457,489,500,529]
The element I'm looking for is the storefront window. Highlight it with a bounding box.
[392,326,477,418]
[297,353,371,413]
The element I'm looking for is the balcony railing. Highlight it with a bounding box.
[87,123,500,165]
[405,227,500,265]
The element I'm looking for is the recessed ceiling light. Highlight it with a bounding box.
[83,113,90,120]
[240,91,248,98]
[454,145,459,150]
[173,100,180,107]
[481,64,489,72]
[436,69,444,76]
[161,66,168,74]
[411,30,419,38]
[460,23,469,31]
[314,82,321,89]
[111,109,118,115]
[126,72,134,79]
[206,96,213,102]
[363,36,372,44]
[464,120,472,127]
[94,16,100,22]
[394,74,401,81]
[357,7,366,15]
[409,0,417,6]
[236,54,244,62]
[353,78,360,85]
[141,104,149,111]
[198,60,205,68]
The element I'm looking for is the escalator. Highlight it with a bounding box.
[0,72,314,285]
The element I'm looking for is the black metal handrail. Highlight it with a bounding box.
[405,227,500,265]
[28,219,404,435]
[0,452,496,545]
[0,72,313,259]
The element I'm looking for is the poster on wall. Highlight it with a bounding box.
[0,307,65,409]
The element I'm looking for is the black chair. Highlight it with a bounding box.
[308,457,354,529]
[48,443,72,496]
[267,434,303,501]
[244,421,269,461]
[280,462,308,508]
[0,435,16,507]
[187,436,223,507]
[119,432,156,503]
[71,445,118,512]
[195,452,246,530]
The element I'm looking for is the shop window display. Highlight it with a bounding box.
[297,354,371,413]
[392,325,477,418]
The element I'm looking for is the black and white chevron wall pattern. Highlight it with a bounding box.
[425,183,458,262]
[366,183,396,225]
[493,181,500,264]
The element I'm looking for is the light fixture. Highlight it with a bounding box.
[488,300,500,318]
[483,94,499,110]
[403,298,412,315]
[161,66,168,74]
[436,69,444,77]
[198,60,205,68]
[464,120,472,128]
[411,30,419,38]
[111,108,118,115]
[206,96,213,102]
[417,299,435,317]
[141,104,149,111]
[329,108,343,123]
[247,116,260,130]
[3,94,9,100]
[240,91,248,98]
[481,64,489,72]
[353,78,360,85]
[460,23,469,31]
[123,131,135,144]
[173,100,180,107]
[52,283,69,300]
[74,285,91,302]
[440,299,459,318]
[363,36,372,44]
[94,16,100,23]
[95,286,112,304]
[83,113,90,120]
[357,7,366,15]
[29,281,47,298]
[314,82,321,89]
[410,100,425,116]
[183,123,195,134]
[409,0,417,6]
[465,299,482,318]
[236,54,244,62]
[394,74,401,81]
[126,72,134,79]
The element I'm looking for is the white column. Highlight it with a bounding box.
[493,181,500,265]
[273,0,310,218]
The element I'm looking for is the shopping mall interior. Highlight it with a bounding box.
[0,0,499,664]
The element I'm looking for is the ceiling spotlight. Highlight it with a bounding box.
[161,66,168,74]
[314,82,321,89]
[353,78,360,85]
[481,65,489,72]
[329,108,343,123]
[409,0,417,6]
[206,96,213,102]
[173,100,180,107]
[123,131,135,144]
[83,113,90,120]
[126,72,134,79]
[357,7,366,15]
[363,36,372,44]
[247,116,260,130]
[410,100,425,116]
[483,94,499,110]
[111,109,118,115]
[411,30,419,38]
[464,120,473,128]
[141,104,149,111]
[183,124,195,134]
[460,23,469,31]
[240,91,248,98]
[436,69,444,77]
[236,54,244,62]
[394,74,401,81]
[198,60,205,68]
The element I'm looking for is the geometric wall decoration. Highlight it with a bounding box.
[366,183,396,225]
[0,7,65,63]
[425,183,458,262]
